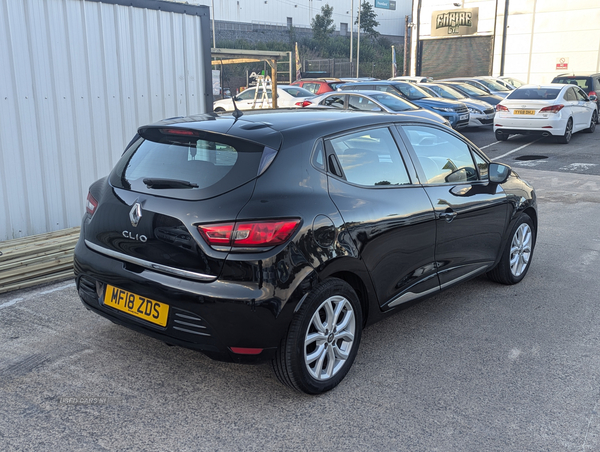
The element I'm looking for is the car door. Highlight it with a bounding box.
[574,87,594,130]
[325,125,440,310]
[397,124,511,288]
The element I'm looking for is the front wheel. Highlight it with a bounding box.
[487,213,535,285]
[556,118,573,144]
[272,278,363,394]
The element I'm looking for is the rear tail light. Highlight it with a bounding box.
[295,100,312,107]
[198,219,301,248]
[85,192,98,216]
[495,104,509,112]
[539,105,564,113]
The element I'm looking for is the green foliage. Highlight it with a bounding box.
[356,1,380,39]
[311,4,336,42]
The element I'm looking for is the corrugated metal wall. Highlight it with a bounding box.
[0,0,212,241]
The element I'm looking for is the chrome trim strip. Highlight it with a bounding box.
[387,285,440,308]
[439,266,487,290]
[85,240,217,282]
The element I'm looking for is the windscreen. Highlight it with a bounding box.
[507,88,560,100]
[425,85,463,100]
[453,83,488,96]
[280,86,314,97]
[393,83,431,100]
[372,93,419,111]
[477,79,511,92]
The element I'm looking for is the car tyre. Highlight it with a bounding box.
[585,111,597,133]
[487,213,535,285]
[495,130,509,141]
[272,278,363,394]
[214,107,225,113]
[556,118,573,143]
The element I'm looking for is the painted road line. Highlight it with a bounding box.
[479,142,499,150]
[0,282,75,310]
[494,138,543,160]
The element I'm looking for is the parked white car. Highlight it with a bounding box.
[494,84,597,143]
[213,85,314,112]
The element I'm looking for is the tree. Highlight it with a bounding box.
[311,4,336,42]
[356,1,380,39]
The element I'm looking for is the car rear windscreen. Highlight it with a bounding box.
[110,130,265,200]
[507,88,560,100]
[552,77,591,90]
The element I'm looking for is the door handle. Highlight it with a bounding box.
[439,210,457,222]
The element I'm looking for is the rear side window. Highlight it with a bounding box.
[110,129,265,200]
[325,127,411,186]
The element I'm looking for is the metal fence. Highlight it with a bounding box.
[304,59,394,80]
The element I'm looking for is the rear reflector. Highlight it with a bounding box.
[86,192,98,215]
[539,104,564,113]
[198,219,301,248]
[230,347,263,355]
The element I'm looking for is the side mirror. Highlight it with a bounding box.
[489,162,511,184]
[589,94,598,102]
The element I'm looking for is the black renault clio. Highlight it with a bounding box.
[74,109,537,394]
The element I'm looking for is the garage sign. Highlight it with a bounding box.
[431,8,479,37]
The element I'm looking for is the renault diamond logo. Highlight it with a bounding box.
[129,202,142,227]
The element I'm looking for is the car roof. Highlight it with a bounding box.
[142,110,434,149]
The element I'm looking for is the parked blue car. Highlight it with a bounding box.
[339,81,469,129]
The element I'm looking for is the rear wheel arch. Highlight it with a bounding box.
[326,271,370,326]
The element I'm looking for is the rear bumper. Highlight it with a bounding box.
[494,114,566,136]
[74,236,315,363]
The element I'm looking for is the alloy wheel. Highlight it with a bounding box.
[304,295,356,381]
[509,223,533,278]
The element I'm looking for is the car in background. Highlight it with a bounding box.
[339,80,470,129]
[551,73,600,119]
[498,76,526,89]
[389,76,434,83]
[74,108,537,395]
[494,84,597,143]
[310,90,450,126]
[291,78,343,95]
[213,85,314,112]
[439,77,513,98]
[435,81,504,106]
[420,83,495,127]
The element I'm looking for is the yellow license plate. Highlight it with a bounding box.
[104,285,169,327]
[513,109,536,115]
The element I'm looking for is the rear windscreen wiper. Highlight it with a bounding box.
[143,178,199,189]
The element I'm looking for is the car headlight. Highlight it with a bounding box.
[431,106,454,112]
[468,107,483,114]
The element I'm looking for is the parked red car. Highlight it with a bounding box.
[290,78,344,95]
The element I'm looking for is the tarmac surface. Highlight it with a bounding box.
[1,128,599,451]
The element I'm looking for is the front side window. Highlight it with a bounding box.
[325,127,410,186]
[403,125,478,185]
